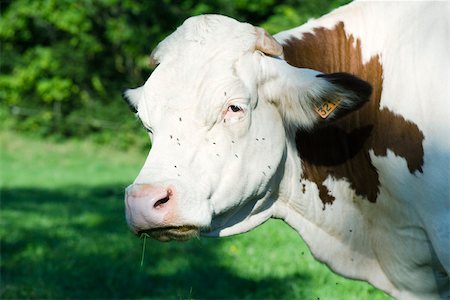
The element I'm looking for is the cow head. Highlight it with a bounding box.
[124,15,371,241]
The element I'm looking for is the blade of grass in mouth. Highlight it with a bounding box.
[140,233,150,268]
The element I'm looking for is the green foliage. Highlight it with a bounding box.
[262,0,351,33]
[0,132,391,299]
[0,0,349,145]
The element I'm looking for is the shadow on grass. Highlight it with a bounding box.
[1,185,311,299]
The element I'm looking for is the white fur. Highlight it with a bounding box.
[126,3,449,299]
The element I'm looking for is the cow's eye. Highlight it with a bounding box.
[224,103,246,124]
[226,104,245,115]
[229,105,241,112]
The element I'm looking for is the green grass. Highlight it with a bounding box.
[0,131,392,299]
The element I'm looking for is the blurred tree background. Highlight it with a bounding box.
[0,0,350,148]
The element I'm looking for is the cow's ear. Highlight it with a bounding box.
[311,72,372,122]
[257,57,371,131]
[122,87,143,113]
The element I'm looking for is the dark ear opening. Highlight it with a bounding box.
[314,72,372,122]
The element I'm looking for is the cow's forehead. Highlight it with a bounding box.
[151,15,257,67]
[138,15,260,127]
[147,59,248,97]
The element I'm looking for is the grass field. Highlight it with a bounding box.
[0,131,392,299]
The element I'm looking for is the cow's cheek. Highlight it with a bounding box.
[208,135,285,215]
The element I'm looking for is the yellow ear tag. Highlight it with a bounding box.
[315,100,340,119]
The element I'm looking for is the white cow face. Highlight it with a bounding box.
[124,15,371,241]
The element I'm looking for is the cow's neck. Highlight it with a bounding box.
[273,136,396,296]
[270,5,431,298]
[270,8,399,296]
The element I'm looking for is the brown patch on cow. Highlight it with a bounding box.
[283,22,424,206]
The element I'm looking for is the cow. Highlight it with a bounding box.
[123,1,449,299]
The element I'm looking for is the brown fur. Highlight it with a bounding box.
[282,22,424,206]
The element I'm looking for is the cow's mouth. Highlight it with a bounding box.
[139,225,199,242]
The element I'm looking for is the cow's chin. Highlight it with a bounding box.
[139,225,199,242]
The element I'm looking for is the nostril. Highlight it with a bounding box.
[154,196,170,208]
